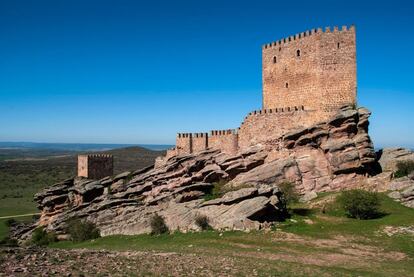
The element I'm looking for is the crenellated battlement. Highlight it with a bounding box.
[210,129,238,136]
[83,154,113,159]
[246,105,305,117]
[262,25,354,50]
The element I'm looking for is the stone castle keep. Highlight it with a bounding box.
[164,25,356,159]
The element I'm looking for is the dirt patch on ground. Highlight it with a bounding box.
[0,247,243,277]
[268,232,407,266]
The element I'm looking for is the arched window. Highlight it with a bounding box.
[285,82,289,88]
[279,47,282,52]
[296,49,301,57]
[273,56,277,64]
[337,42,340,49]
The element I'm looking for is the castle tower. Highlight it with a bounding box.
[262,26,356,119]
[78,154,114,180]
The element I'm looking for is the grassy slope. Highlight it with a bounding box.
[51,193,414,276]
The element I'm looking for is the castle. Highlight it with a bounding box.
[165,25,356,159]
[78,25,357,178]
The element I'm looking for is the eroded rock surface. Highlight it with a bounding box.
[378,148,414,172]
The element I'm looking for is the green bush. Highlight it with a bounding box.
[150,214,169,235]
[0,236,18,247]
[203,181,253,201]
[337,189,381,219]
[31,227,57,246]
[203,180,227,201]
[67,218,100,242]
[195,214,211,231]
[394,160,414,178]
[5,218,17,227]
[278,182,299,205]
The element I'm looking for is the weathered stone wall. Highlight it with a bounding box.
[78,154,114,180]
[176,133,192,155]
[174,130,238,155]
[209,129,239,155]
[238,106,317,149]
[192,133,208,153]
[78,155,88,177]
[262,25,356,121]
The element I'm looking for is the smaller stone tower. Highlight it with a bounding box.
[77,154,114,180]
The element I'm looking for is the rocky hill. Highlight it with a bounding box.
[15,105,382,240]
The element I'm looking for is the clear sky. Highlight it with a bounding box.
[0,0,413,148]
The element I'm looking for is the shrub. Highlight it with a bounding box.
[0,236,18,247]
[150,214,169,235]
[5,218,17,227]
[278,182,299,205]
[394,160,414,178]
[67,218,100,242]
[195,214,211,231]
[31,227,57,246]
[337,189,381,219]
[203,181,253,201]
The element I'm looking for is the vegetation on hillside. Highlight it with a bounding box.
[394,160,414,178]
[337,189,382,219]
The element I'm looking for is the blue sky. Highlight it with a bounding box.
[0,0,413,148]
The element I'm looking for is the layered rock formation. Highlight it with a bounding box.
[26,105,377,238]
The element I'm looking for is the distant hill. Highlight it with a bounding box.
[96,146,165,174]
[0,141,173,152]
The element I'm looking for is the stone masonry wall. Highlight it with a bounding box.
[262,25,356,122]
[78,154,114,180]
[209,129,239,155]
[176,133,192,155]
[192,133,208,153]
[238,106,317,149]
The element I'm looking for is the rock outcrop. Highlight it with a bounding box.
[22,105,378,239]
[377,148,414,172]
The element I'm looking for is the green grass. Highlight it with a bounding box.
[49,192,414,276]
[282,193,414,236]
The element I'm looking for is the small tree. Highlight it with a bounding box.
[337,189,381,219]
[195,214,211,231]
[5,218,17,227]
[394,160,414,178]
[67,218,100,242]
[150,214,169,235]
[278,182,299,205]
